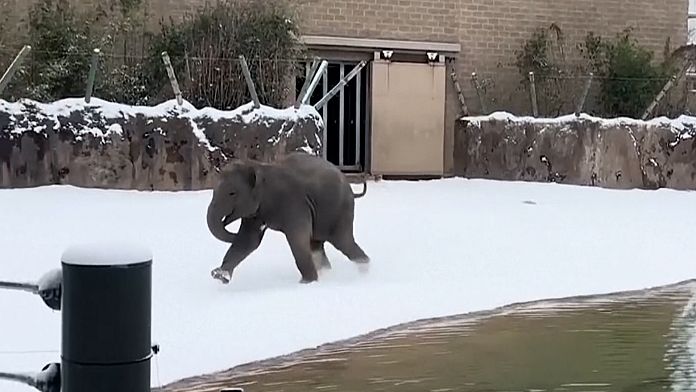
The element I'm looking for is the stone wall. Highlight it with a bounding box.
[453,113,696,190]
[0,98,323,190]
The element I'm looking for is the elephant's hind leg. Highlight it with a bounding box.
[310,240,332,270]
[331,233,370,265]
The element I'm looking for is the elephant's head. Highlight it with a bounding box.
[207,162,262,243]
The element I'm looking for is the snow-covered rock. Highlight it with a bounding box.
[0,97,324,190]
[456,111,696,190]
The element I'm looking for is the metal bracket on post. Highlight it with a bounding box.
[314,60,367,111]
[295,57,321,108]
[0,267,62,392]
[0,45,32,97]
[0,363,61,392]
[0,268,62,310]
[301,60,329,105]
[161,51,183,106]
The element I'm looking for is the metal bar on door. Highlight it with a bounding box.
[322,66,328,159]
[339,63,345,167]
[355,69,362,169]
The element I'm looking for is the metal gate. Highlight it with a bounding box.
[297,60,370,172]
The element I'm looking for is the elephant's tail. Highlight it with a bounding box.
[352,181,368,198]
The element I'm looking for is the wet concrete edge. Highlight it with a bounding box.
[156,278,696,391]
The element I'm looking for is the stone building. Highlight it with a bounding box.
[3,0,690,177]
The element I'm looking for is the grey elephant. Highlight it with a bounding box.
[206,151,370,284]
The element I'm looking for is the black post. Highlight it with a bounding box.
[60,244,153,392]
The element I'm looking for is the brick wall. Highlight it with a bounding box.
[6,0,685,72]
[296,0,459,43]
[297,0,687,72]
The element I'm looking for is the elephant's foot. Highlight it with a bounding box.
[317,261,332,272]
[353,257,370,274]
[211,267,232,284]
[299,276,318,284]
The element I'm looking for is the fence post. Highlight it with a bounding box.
[161,51,183,105]
[0,45,32,97]
[295,57,321,109]
[301,60,329,105]
[448,61,469,116]
[528,71,539,117]
[470,72,488,114]
[575,72,594,117]
[238,55,261,109]
[84,48,101,104]
[314,60,367,111]
[641,60,691,120]
[60,242,153,392]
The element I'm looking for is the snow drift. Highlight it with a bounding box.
[0,98,324,190]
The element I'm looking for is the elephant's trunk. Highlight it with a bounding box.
[207,202,237,243]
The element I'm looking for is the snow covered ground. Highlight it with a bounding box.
[1,178,696,391]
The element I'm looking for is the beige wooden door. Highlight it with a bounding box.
[370,60,446,176]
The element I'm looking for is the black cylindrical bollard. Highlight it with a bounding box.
[60,243,152,392]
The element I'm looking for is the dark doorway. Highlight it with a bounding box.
[296,60,370,173]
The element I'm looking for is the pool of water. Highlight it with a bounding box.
[161,281,696,392]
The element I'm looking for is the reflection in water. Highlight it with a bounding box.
[161,281,696,392]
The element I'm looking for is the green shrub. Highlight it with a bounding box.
[15,0,97,101]
[578,28,673,118]
[513,23,577,117]
[141,0,307,109]
[2,0,306,109]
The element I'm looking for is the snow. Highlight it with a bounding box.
[35,269,61,293]
[1,178,696,392]
[463,111,696,134]
[0,97,324,152]
[61,242,152,266]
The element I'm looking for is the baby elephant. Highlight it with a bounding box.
[206,151,370,284]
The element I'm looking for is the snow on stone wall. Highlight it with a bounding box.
[455,112,696,190]
[0,98,324,190]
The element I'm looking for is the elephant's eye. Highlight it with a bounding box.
[229,192,235,196]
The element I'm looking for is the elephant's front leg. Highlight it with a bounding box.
[212,218,266,284]
[285,229,318,284]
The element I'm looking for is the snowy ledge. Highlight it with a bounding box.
[0,97,324,190]
[461,111,696,134]
[456,111,696,191]
[0,97,324,152]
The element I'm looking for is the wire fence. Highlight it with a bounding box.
[1,47,694,120]
[455,69,693,120]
